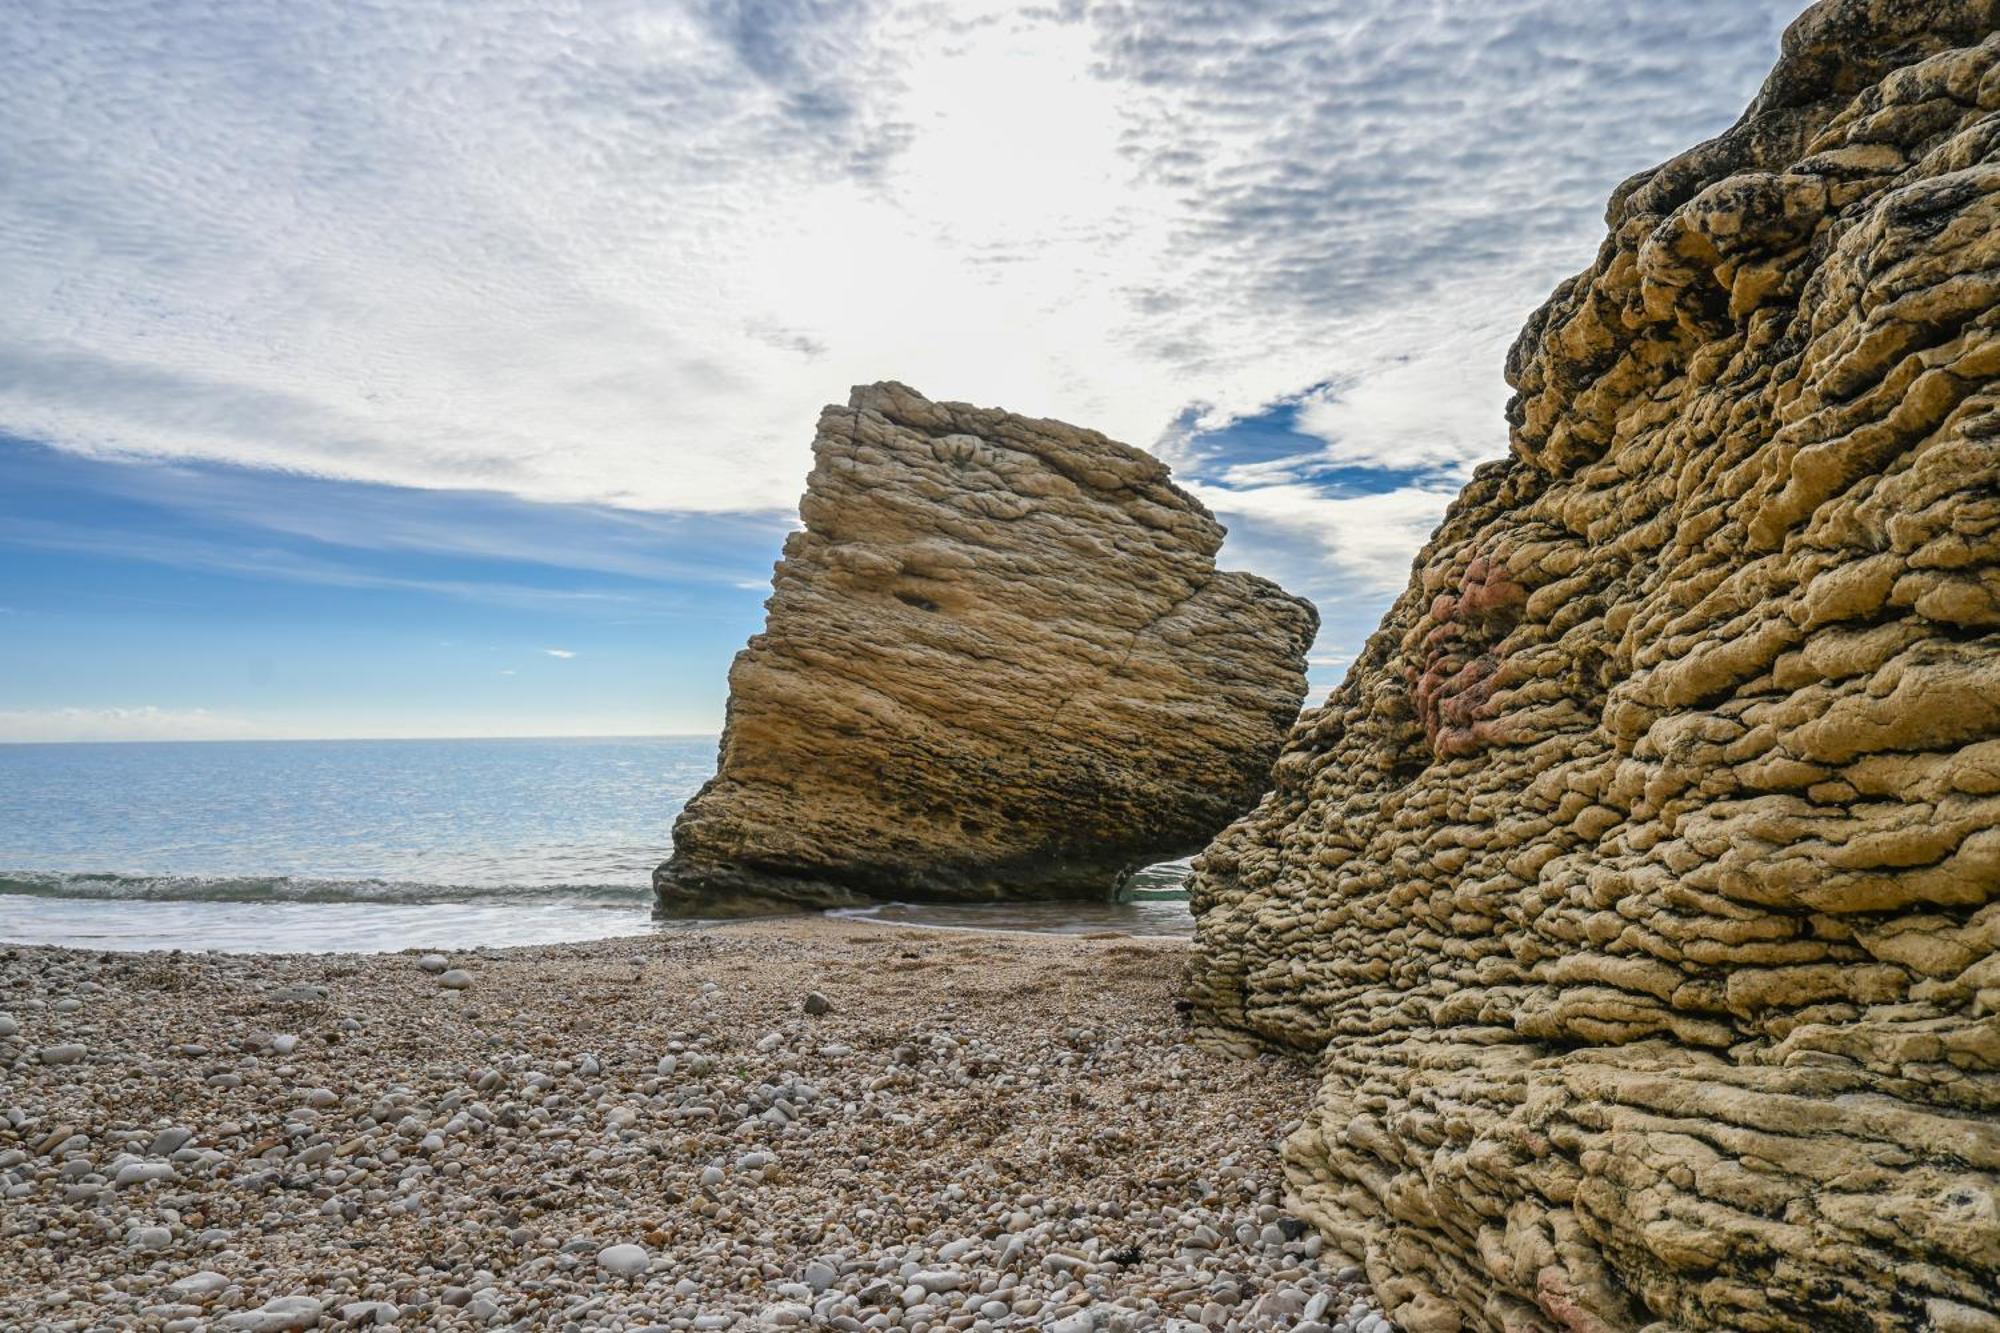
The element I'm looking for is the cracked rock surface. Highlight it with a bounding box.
[657,382,1316,916]
[1189,3,2000,1331]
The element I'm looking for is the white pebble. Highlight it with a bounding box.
[218,1294,322,1331]
[598,1242,649,1276]
[759,1303,810,1327]
[168,1271,231,1299]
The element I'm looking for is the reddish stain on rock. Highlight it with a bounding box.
[1409,552,1527,757]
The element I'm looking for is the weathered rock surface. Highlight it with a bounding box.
[1188,4,2000,1331]
[657,382,1315,915]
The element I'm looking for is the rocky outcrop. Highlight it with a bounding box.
[1188,5,2000,1331]
[657,382,1316,915]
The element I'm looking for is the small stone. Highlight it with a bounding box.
[114,1161,175,1187]
[417,954,449,973]
[168,1272,230,1299]
[803,990,831,1015]
[37,1043,86,1065]
[597,1242,650,1276]
[437,970,475,990]
[219,1294,322,1331]
[1252,1288,1306,1319]
[0,1013,18,1037]
[129,1225,173,1251]
[264,984,328,1004]
[150,1126,194,1156]
[339,1300,400,1326]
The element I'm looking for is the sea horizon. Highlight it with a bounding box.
[0,735,1196,953]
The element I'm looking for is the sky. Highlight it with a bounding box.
[0,0,1807,741]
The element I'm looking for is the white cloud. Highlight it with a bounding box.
[542,648,577,659]
[0,706,266,743]
[3,517,641,611]
[0,0,1803,580]
[1191,479,1460,595]
[1286,321,1520,475]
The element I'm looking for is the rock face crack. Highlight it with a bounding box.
[1188,5,2000,1332]
[656,381,1317,916]
[1043,576,1215,738]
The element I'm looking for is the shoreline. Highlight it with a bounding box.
[0,918,1391,1331]
[0,894,1198,958]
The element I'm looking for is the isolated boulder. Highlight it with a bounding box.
[656,382,1316,915]
[1189,4,2000,1331]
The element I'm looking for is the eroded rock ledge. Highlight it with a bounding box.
[1188,4,2000,1331]
[657,382,1315,915]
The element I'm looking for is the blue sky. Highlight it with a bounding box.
[0,0,1805,740]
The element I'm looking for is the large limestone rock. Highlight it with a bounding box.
[1188,5,2000,1331]
[657,382,1316,915]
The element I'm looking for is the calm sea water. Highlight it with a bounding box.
[0,737,1193,952]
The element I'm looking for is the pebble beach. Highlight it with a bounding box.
[0,919,1393,1332]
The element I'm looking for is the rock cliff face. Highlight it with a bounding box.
[1188,4,2000,1331]
[657,382,1316,915]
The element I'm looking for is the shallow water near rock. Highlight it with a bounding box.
[0,736,1191,952]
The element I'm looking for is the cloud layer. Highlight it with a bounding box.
[0,706,265,744]
[4,0,1801,528]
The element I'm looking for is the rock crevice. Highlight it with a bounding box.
[1188,5,2000,1331]
[658,382,1317,916]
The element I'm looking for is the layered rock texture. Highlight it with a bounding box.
[1189,4,2000,1331]
[656,382,1315,915]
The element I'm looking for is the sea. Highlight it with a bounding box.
[0,737,1195,954]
